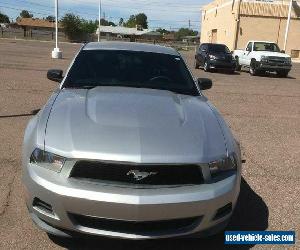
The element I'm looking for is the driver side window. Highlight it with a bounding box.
[246,42,253,52]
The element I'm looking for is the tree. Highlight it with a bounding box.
[125,15,136,28]
[61,13,107,41]
[175,28,198,40]
[124,13,148,29]
[100,18,116,26]
[156,28,170,35]
[135,13,148,29]
[119,18,124,26]
[46,15,55,22]
[19,10,33,18]
[0,12,10,23]
[61,13,83,40]
[81,19,98,34]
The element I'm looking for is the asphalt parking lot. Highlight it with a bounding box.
[0,39,299,250]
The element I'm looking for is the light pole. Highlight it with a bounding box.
[52,0,62,59]
[98,0,102,42]
[284,0,293,52]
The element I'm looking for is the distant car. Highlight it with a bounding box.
[233,41,292,77]
[195,43,237,73]
[23,42,242,240]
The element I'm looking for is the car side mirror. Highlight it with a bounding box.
[281,50,285,53]
[246,47,250,52]
[197,78,212,90]
[47,69,63,83]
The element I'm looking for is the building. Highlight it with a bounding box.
[182,35,201,44]
[0,23,9,29]
[96,26,162,41]
[162,33,176,41]
[201,0,300,57]
[14,18,62,37]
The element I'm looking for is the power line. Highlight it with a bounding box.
[0,4,51,16]
[65,0,202,13]
[0,0,200,29]
[0,1,200,23]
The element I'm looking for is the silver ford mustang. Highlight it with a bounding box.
[22,42,242,240]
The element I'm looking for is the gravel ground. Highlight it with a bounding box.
[0,39,299,250]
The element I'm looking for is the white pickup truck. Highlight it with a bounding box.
[233,41,292,77]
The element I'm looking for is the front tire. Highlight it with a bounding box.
[235,57,242,71]
[249,60,260,76]
[204,60,210,72]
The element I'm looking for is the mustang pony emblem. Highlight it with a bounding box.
[127,170,158,181]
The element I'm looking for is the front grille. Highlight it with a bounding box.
[216,55,232,62]
[268,56,286,64]
[70,161,204,186]
[70,213,202,235]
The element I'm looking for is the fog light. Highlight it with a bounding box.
[213,203,232,221]
[32,198,54,216]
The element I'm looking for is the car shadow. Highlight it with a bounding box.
[203,70,241,76]
[240,70,296,79]
[217,70,241,76]
[258,72,296,79]
[49,178,268,250]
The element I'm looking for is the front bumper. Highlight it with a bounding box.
[256,61,292,71]
[23,164,241,239]
[209,59,236,70]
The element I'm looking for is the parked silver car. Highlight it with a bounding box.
[22,42,242,239]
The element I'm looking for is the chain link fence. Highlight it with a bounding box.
[0,28,198,52]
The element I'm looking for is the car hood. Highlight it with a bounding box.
[254,51,290,58]
[44,87,227,163]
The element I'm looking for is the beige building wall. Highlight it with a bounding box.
[201,0,239,50]
[201,0,300,57]
[237,16,300,55]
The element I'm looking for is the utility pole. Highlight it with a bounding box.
[284,0,293,52]
[51,0,62,59]
[98,0,102,42]
[189,19,191,29]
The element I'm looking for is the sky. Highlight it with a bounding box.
[0,0,209,31]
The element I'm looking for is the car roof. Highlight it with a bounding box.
[249,41,276,43]
[201,43,227,46]
[83,41,180,56]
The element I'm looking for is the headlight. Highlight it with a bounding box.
[209,55,217,60]
[209,154,237,176]
[30,148,66,173]
[261,56,268,62]
[286,57,291,64]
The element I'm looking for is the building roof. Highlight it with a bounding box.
[83,41,179,56]
[16,18,62,28]
[143,31,163,37]
[96,25,151,36]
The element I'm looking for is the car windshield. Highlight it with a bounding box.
[64,50,199,96]
[208,44,231,53]
[253,42,280,52]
